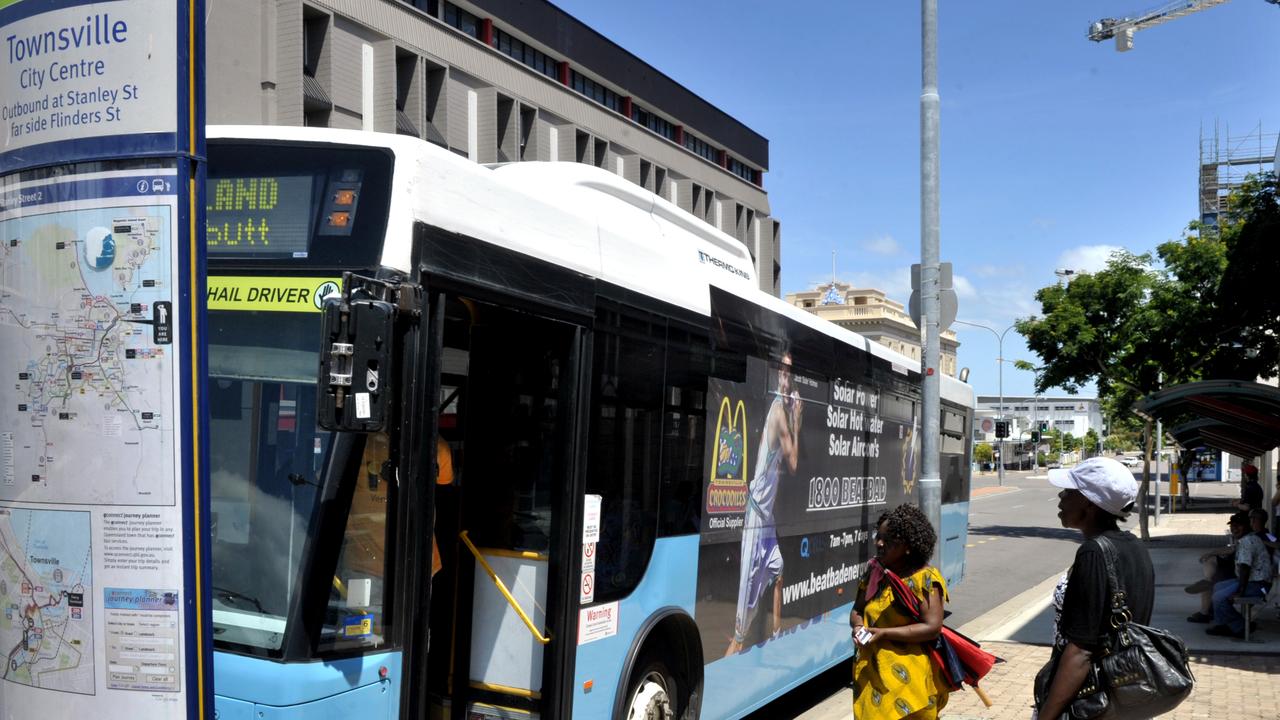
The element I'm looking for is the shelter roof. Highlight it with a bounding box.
[1134,379,1280,459]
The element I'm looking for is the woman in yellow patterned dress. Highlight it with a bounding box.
[850,504,950,719]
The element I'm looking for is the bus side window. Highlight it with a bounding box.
[658,322,709,537]
[941,408,970,504]
[587,301,664,602]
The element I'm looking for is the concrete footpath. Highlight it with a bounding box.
[940,640,1280,719]
[944,489,1280,719]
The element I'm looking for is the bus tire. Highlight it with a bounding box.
[624,655,678,720]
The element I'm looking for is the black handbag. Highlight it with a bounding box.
[1034,535,1194,719]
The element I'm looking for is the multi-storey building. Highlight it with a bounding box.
[975,395,1104,444]
[785,282,960,377]
[206,0,782,293]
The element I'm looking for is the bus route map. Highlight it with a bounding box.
[0,202,175,506]
[0,506,94,694]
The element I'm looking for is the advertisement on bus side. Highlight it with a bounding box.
[696,349,919,661]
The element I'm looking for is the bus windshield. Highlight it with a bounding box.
[204,138,397,657]
[207,308,332,654]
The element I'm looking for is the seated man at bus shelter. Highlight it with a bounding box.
[1206,511,1274,638]
[1184,513,1245,623]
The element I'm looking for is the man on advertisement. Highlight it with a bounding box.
[725,347,803,656]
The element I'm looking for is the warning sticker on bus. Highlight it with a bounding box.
[207,276,342,313]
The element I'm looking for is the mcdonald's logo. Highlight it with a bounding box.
[707,395,749,514]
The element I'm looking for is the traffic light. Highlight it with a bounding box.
[1039,420,1050,433]
[995,420,1008,438]
[1031,430,1041,442]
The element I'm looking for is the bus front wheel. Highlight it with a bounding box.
[624,657,677,720]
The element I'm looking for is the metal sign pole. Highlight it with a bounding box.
[918,0,943,560]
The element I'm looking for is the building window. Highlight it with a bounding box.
[630,104,677,141]
[727,156,757,184]
[493,28,558,79]
[594,138,608,169]
[570,70,623,113]
[396,0,438,14]
[395,50,420,137]
[683,131,717,163]
[443,1,481,40]
[302,7,332,127]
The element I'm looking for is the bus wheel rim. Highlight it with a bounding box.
[627,670,672,719]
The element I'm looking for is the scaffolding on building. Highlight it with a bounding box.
[1199,120,1277,228]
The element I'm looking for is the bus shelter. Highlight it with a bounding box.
[1134,379,1280,512]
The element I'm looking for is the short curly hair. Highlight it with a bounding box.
[878,504,937,571]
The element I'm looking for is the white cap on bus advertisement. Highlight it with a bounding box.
[1048,457,1138,518]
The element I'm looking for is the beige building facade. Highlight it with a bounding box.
[785,282,960,376]
[206,0,782,294]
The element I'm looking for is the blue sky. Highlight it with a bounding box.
[552,0,1280,398]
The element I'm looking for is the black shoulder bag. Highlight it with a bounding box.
[1034,535,1194,719]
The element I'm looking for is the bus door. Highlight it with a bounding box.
[423,291,585,720]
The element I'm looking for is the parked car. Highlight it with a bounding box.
[1118,455,1141,467]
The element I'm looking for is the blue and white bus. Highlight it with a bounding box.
[205,125,974,720]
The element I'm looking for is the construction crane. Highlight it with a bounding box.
[1088,0,1279,51]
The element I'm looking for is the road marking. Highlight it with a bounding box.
[971,487,1022,500]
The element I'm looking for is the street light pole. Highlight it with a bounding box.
[1033,393,1040,470]
[954,320,1018,486]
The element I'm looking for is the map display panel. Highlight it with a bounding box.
[0,0,203,715]
[0,506,93,694]
[0,181,175,506]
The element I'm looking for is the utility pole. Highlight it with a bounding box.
[918,0,942,560]
[1155,372,1164,524]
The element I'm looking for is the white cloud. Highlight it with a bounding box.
[972,263,1020,278]
[952,277,1041,338]
[952,274,977,299]
[862,234,900,256]
[1056,245,1123,275]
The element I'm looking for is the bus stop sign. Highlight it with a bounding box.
[908,262,957,331]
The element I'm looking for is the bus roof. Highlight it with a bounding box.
[207,126,972,406]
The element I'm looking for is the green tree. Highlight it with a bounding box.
[1208,174,1280,377]
[1082,428,1100,458]
[1060,430,1080,454]
[974,443,994,465]
[1016,174,1280,537]
[1103,433,1133,453]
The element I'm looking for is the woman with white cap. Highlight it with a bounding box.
[1033,457,1153,720]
